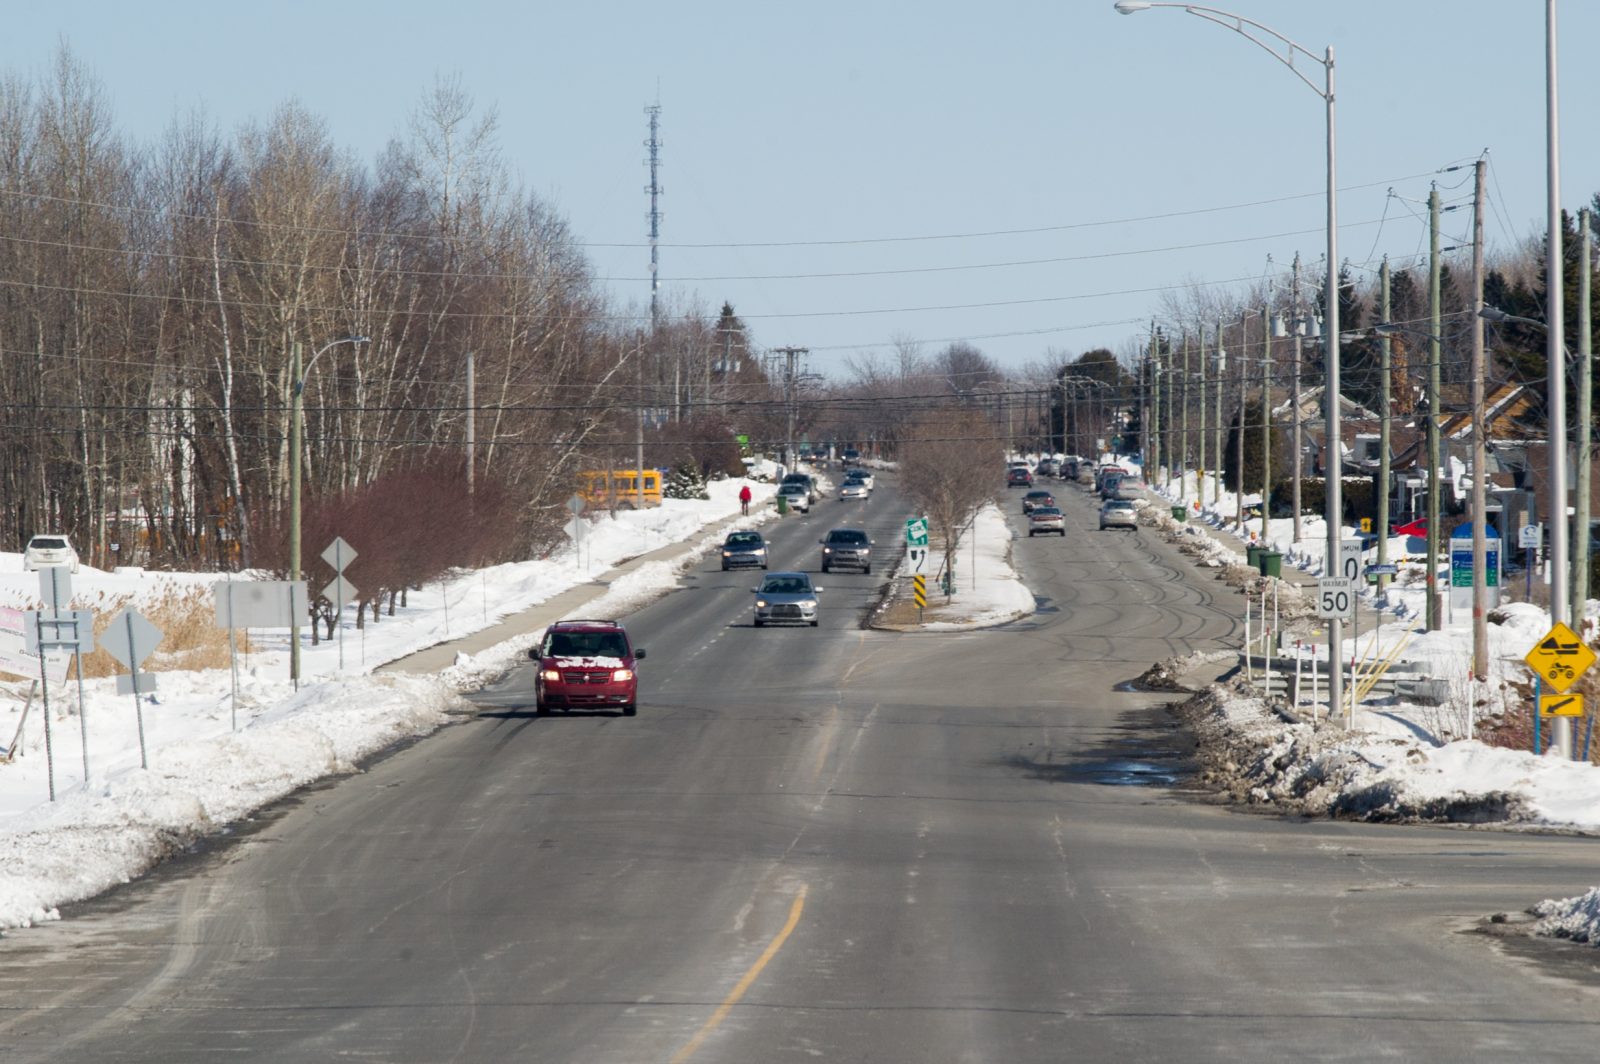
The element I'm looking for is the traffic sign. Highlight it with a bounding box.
[907,546,928,574]
[1364,563,1399,577]
[566,494,586,515]
[103,608,162,672]
[905,517,929,547]
[1520,523,1543,550]
[1338,539,1364,584]
[1360,517,1372,533]
[321,575,358,611]
[1540,693,1585,718]
[36,567,72,613]
[1315,577,1353,619]
[321,537,358,572]
[563,517,588,542]
[912,574,927,609]
[1524,621,1595,693]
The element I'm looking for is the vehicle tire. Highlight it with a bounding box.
[822,563,830,574]
[754,618,765,628]
[1028,530,1035,537]
[535,693,550,716]
[1059,529,1066,537]
[810,619,819,627]
[721,563,729,571]
[622,703,637,717]
[863,565,871,574]
[762,563,769,570]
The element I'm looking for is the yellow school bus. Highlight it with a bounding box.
[578,469,663,509]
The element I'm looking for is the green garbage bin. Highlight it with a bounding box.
[776,493,788,516]
[1246,545,1264,568]
[1258,550,1283,578]
[1171,506,1187,522]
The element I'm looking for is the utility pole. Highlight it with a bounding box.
[1376,257,1392,597]
[1470,159,1489,681]
[1547,0,1571,758]
[1180,334,1191,502]
[1197,327,1207,505]
[1291,252,1305,544]
[1426,185,1443,632]
[1262,307,1273,539]
[1150,325,1163,483]
[1235,338,1246,531]
[774,346,809,470]
[1215,318,1225,508]
[1573,207,1593,629]
[1143,323,1155,468]
[465,351,476,497]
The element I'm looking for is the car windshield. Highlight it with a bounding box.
[781,484,805,493]
[726,532,762,546]
[546,630,628,658]
[761,576,810,594]
[1033,508,1060,516]
[1108,501,1134,511]
[827,531,867,544]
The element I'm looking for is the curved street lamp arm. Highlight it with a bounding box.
[297,335,372,394]
[1174,5,1329,98]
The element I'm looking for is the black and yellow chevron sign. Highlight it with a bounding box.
[913,574,927,609]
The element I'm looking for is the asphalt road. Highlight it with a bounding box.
[2,475,1599,1062]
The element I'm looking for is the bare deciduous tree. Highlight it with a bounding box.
[896,408,1002,579]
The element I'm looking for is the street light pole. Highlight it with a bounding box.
[1545,0,1572,759]
[290,335,370,687]
[1114,0,1344,720]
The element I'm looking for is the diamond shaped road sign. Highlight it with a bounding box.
[103,608,163,672]
[1524,621,1597,694]
[321,537,358,572]
[321,575,358,610]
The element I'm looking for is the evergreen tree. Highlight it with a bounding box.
[664,462,710,501]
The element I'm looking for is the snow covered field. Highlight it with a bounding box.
[0,477,774,930]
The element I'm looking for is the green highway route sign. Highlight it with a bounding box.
[905,517,929,547]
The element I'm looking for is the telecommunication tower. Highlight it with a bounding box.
[645,104,663,333]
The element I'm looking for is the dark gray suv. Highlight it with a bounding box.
[819,528,873,573]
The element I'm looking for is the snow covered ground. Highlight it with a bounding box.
[1141,465,1600,946]
[918,503,1037,631]
[0,476,775,930]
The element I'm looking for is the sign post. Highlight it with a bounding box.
[1520,523,1542,600]
[104,608,164,770]
[320,537,359,673]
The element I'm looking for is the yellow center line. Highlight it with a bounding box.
[669,884,809,1063]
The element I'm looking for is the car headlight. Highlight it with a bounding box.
[823,547,831,553]
[802,600,817,609]
[756,599,768,608]
[754,547,765,555]
[541,669,560,682]
[612,668,635,682]
[722,550,732,557]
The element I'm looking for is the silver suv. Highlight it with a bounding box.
[819,528,872,573]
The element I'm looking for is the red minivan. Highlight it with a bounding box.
[529,620,646,716]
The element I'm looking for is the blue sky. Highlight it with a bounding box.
[6,2,1597,376]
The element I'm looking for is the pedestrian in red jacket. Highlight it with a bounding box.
[739,483,752,515]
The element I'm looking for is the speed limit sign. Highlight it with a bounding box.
[1316,577,1354,619]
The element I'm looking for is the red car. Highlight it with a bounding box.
[529,619,645,716]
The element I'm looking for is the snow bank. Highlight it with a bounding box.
[1533,886,1600,946]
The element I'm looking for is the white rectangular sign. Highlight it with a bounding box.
[0,607,72,683]
[1338,539,1365,585]
[213,580,310,629]
[1315,577,1354,620]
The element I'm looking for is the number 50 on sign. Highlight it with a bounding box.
[1316,577,1353,619]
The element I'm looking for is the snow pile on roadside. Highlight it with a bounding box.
[0,479,769,930]
[1174,680,1600,826]
[0,674,463,929]
[921,503,1036,631]
[1533,887,1600,946]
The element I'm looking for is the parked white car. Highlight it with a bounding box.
[24,535,80,572]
